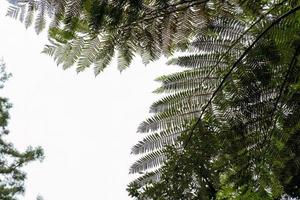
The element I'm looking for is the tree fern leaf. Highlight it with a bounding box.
[65,0,82,23]
[94,35,116,75]
[190,37,238,53]
[130,169,162,186]
[150,89,212,113]
[174,8,197,52]
[24,2,35,28]
[160,13,177,56]
[155,67,221,84]
[211,17,246,41]
[6,6,19,19]
[129,150,166,174]
[153,76,219,94]
[117,41,135,72]
[77,35,101,71]
[140,28,161,65]
[49,0,65,28]
[41,44,57,57]
[52,43,71,66]
[131,127,184,155]
[35,1,46,34]
[137,108,202,133]
[167,54,226,69]
[62,37,85,69]
[18,4,26,22]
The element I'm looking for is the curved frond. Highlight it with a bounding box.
[129,169,162,186]
[129,150,166,174]
[150,89,211,113]
[131,127,183,155]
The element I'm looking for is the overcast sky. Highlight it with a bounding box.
[0,2,177,199]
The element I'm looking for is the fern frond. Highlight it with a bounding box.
[130,169,162,186]
[129,150,166,174]
[6,6,20,19]
[167,54,227,69]
[131,127,183,155]
[52,43,71,66]
[93,34,116,75]
[64,0,82,23]
[150,89,211,113]
[137,108,202,133]
[18,4,26,22]
[49,0,65,28]
[77,36,101,72]
[41,44,57,56]
[190,37,238,53]
[117,41,135,72]
[24,1,35,28]
[62,37,85,69]
[154,76,219,94]
[161,12,178,56]
[210,17,246,41]
[35,0,46,34]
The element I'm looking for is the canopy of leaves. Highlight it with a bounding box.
[8,0,223,74]
[128,0,300,199]
[7,0,300,199]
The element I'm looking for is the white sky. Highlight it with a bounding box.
[0,2,177,199]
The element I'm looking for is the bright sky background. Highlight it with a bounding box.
[0,2,177,199]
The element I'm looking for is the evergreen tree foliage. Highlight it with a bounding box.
[0,61,44,200]
[128,0,300,199]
